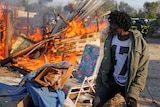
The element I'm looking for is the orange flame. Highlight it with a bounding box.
[28,28,43,42]
[12,16,107,71]
[0,4,7,60]
[64,16,107,37]
[0,42,5,59]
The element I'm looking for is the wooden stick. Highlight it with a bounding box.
[0,28,66,66]
[22,29,66,58]
[80,0,105,20]
[85,11,111,23]
[58,13,70,25]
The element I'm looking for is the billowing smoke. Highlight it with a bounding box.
[0,0,25,7]
[0,0,76,36]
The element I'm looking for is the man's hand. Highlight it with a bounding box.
[126,97,137,107]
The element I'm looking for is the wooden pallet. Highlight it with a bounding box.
[60,32,100,53]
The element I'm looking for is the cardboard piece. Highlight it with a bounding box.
[35,67,59,87]
[35,66,74,90]
[17,94,31,107]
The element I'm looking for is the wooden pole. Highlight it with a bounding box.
[58,14,70,25]
[5,10,12,58]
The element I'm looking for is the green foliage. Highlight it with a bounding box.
[119,1,135,15]
[96,0,115,15]
[143,11,158,19]
[148,20,156,34]
[139,2,159,19]
[130,11,138,18]
[143,2,158,11]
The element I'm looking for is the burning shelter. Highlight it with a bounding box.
[0,0,111,106]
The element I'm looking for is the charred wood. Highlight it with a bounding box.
[0,56,13,66]
[9,66,28,76]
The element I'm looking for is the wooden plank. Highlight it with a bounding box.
[60,32,100,52]
[0,29,66,66]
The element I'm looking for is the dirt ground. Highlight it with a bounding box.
[0,37,160,107]
[138,37,160,107]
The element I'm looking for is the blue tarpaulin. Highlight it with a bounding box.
[0,61,72,107]
[0,83,27,102]
[26,81,65,107]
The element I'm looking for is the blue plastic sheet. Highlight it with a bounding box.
[0,61,71,106]
[0,83,27,96]
[0,83,27,101]
[26,81,65,107]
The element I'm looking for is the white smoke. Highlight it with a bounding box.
[46,0,75,6]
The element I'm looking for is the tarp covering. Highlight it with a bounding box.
[26,81,64,107]
[0,83,27,101]
[0,61,72,107]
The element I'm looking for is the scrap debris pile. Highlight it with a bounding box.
[0,0,110,72]
[0,0,111,106]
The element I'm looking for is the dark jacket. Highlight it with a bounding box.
[96,29,149,100]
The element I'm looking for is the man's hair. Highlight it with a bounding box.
[108,10,132,31]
